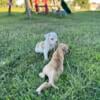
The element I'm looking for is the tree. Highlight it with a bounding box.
[24,0,31,18]
[0,0,7,6]
[73,0,89,9]
[8,0,12,15]
[29,0,33,9]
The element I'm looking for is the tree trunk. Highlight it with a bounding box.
[8,0,12,15]
[24,0,31,18]
[30,0,33,9]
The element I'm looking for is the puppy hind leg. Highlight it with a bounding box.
[36,82,51,95]
[35,44,39,53]
[50,82,59,89]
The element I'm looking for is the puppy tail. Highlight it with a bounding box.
[35,46,38,53]
[39,72,45,78]
[35,43,40,53]
[36,82,51,95]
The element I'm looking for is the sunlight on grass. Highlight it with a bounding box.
[0,7,25,13]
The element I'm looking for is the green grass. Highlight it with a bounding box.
[0,12,100,100]
[0,7,25,12]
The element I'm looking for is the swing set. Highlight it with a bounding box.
[32,0,71,14]
[8,0,71,15]
[33,0,60,14]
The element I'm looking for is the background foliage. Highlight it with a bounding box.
[73,0,89,8]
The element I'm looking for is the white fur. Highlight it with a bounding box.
[35,32,58,61]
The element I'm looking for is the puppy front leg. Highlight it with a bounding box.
[44,49,48,61]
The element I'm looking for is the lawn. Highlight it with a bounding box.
[0,12,100,100]
[0,7,25,13]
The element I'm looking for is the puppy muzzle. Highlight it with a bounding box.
[65,48,70,54]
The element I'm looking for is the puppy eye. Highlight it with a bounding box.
[51,38,54,40]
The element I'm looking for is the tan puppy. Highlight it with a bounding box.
[36,43,69,95]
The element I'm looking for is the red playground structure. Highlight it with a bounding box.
[34,0,48,14]
[34,0,39,13]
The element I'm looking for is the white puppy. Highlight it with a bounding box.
[36,43,69,95]
[35,32,58,61]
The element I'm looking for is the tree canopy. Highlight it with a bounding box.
[73,0,89,8]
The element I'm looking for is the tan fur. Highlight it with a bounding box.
[36,43,69,95]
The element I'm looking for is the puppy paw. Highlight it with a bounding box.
[52,84,59,89]
[36,89,41,95]
[54,86,59,90]
[39,73,45,78]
